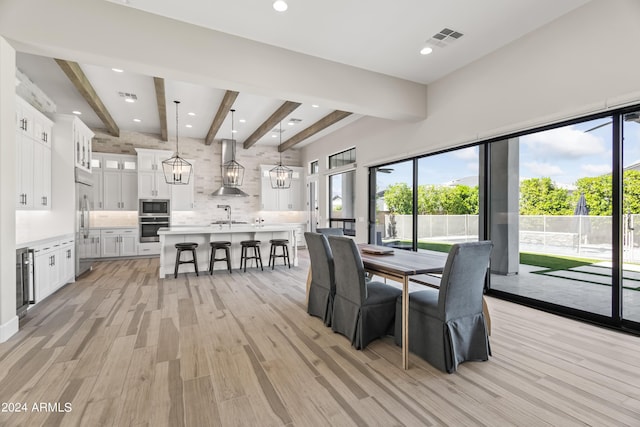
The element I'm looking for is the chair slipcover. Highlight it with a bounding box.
[395,241,493,373]
[305,232,336,326]
[328,236,402,350]
[316,228,344,236]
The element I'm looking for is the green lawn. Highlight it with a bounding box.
[392,239,599,271]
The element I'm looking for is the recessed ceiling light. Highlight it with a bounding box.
[311,104,319,108]
[420,46,433,55]
[125,98,135,103]
[185,124,192,128]
[232,129,238,133]
[133,118,141,122]
[112,68,124,73]
[288,122,294,126]
[239,119,246,123]
[272,134,278,138]
[188,112,196,116]
[72,110,82,115]
[273,0,288,12]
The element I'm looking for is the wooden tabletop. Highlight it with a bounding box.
[358,244,447,277]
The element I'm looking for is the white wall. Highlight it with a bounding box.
[0,37,18,341]
[302,0,640,240]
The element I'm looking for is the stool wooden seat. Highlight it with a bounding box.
[174,242,199,278]
[209,241,232,274]
[240,240,263,272]
[269,239,290,269]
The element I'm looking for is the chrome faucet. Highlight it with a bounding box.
[217,204,231,228]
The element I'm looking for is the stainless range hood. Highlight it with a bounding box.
[211,139,249,197]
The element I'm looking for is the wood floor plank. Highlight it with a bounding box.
[2,256,640,426]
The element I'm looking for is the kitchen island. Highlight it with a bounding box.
[157,224,299,278]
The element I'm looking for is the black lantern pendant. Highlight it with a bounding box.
[221,109,245,187]
[269,121,292,189]
[162,100,192,185]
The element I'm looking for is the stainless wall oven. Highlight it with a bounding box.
[139,199,170,216]
[139,216,170,242]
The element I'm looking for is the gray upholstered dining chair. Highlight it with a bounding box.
[328,235,402,350]
[394,241,493,373]
[305,232,336,326]
[316,227,344,236]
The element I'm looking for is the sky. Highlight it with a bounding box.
[375,112,640,191]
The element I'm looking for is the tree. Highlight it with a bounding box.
[442,185,479,215]
[384,183,413,214]
[574,175,611,216]
[519,177,572,215]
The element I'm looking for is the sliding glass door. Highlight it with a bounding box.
[372,160,414,249]
[488,119,613,316]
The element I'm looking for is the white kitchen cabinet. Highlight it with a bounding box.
[15,96,53,211]
[34,243,57,302]
[136,148,172,199]
[171,159,195,210]
[138,170,171,199]
[33,142,52,209]
[138,242,161,256]
[100,228,138,257]
[93,153,137,210]
[260,165,304,211]
[73,118,93,171]
[33,236,75,303]
[86,230,102,258]
[15,131,34,209]
[103,170,138,210]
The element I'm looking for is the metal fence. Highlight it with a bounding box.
[383,214,640,261]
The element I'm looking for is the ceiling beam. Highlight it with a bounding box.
[205,90,239,146]
[279,110,352,152]
[54,58,119,137]
[243,101,301,149]
[153,77,168,141]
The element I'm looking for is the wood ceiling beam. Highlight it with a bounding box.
[153,77,168,141]
[243,101,301,149]
[279,110,352,152]
[54,59,119,137]
[205,90,239,146]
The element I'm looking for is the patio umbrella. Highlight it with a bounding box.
[574,192,590,252]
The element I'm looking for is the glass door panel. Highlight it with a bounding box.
[622,110,640,322]
[373,160,414,249]
[417,148,479,254]
[490,118,613,316]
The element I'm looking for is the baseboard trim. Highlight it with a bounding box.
[0,315,19,343]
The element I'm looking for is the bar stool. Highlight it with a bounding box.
[240,240,263,272]
[268,239,291,269]
[209,241,232,274]
[174,242,199,278]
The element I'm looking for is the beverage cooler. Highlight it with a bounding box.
[16,247,34,317]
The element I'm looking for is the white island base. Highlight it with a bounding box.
[157,225,298,278]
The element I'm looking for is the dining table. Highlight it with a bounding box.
[305,243,491,370]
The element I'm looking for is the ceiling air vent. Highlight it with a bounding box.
[118,92,138,102]
[426,28,464,49]
[288,118,303,123]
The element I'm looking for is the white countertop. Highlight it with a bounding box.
[157,224,297,235]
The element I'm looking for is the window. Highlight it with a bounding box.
[310,160,319,175]
[329,171,355,236]
[329,148,356,169]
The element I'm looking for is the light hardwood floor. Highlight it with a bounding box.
[1,253,640,426]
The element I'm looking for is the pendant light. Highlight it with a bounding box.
[269,121,293,189]
[162,100,192,185]
[221,109,245,187]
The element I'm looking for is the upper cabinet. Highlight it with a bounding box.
[259,165,304,211]
[54,114,94,173]
[92,153,138,211]
[135,148,173,200]
[15,96,53,210]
